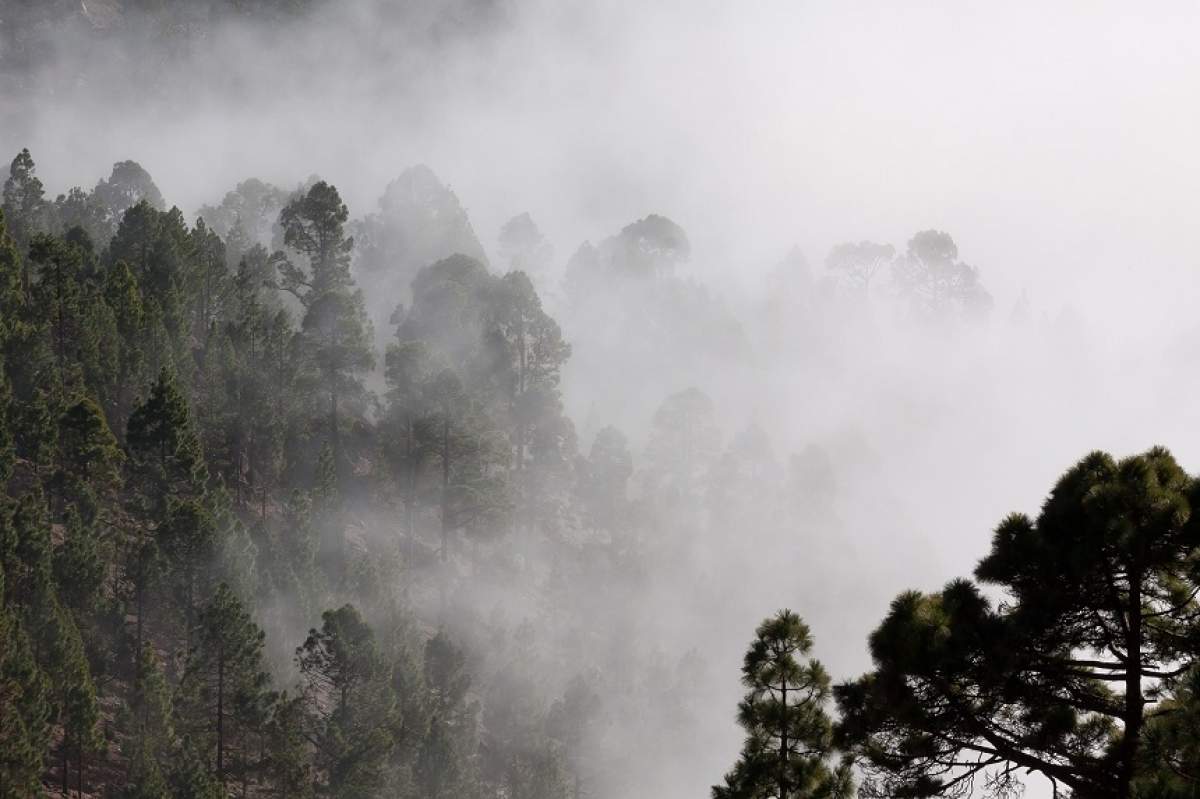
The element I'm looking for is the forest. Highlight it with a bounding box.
[3,2,1200,799]
[2,143,1199,799]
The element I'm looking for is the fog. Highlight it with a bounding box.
[4,1,1200,797]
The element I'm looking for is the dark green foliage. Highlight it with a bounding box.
[0,366,13,483]
[158,498,219,646]
[297,604,400,797]
[1139,666,1200,799]
[56,187,112,248]
[277,181,374,480]
[119,746,170,799]
[53,509,106,612]
[55,395,124,520]
[102,259,148,423]
[166,743,225,799]
[263,691,315,798]
[178,583,272,783]
[28,232,87,394]
[836,447,1200,799]
[0,562,53,798]
[124,642,174,771]
[714,611,851,799]
[2,148,49,254]
[43,599,102,798]
[127,368,207,512]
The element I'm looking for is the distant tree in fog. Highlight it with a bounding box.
[499,212,554,280]
[196,178,290,265]
[353,165,487,303]
[276,181,375,476]
[93,160,165,236]
[708,423,778,534]
[565,213,690,293]
[578,426,633,534]
[2,148,49,253]
[892,230,991,319]
[644,387,720,506]
[824,241,894,297]
[713,610,852,799]
[788,445,836,518]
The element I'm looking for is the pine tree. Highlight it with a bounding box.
[505,748,569,799]
[417,629,478,799]
[0,491,54,616]
[714,610,851,799]
[0,560,53,798]
[94,161,165,237]
[107,201,194,375]
[891,230,992,320]
[127,368,207,516]
[187,217,230,350]
[55,187,111,248]
[102,260,147,425]
[383,337,433,540]
[836,448,1200,799]
[55,394,124,522]
[415,718,463,799]
[53,508,106,613]
[166,743,224,799]
[546,675,600,799]
[1,148,49,256]
[277,182,374,477]
[0,365,14,484]
[0,210,51,404]
[124,643,174,772]
[12,387,56,482]
[263,692,315,799]
[43,600,102,799]
[178,583,272,784]
[578,427,632,535]
[28,232,86,395]
[120,747,170,799]
[297,604,399,797]
[158,499,218,655]
[490,270,572,543]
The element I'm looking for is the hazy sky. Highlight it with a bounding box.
[8,1,1200,328]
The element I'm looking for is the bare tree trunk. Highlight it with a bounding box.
[779,676,788,799]
[217,651,226,781]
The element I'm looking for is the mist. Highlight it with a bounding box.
[2,2,1199,798]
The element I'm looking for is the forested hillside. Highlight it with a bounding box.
[0,149,611,799]
[7,138,1200,799]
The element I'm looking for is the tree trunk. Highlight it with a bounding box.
[1118,565,1144,799]
[779,674,788,799]
[62,732,69,797]
[217,650,226,781]
[135,576,145,664]
[329,387,341,477]
[439,415,451,618]
[441,416,450,563]
[406,416,416,538]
